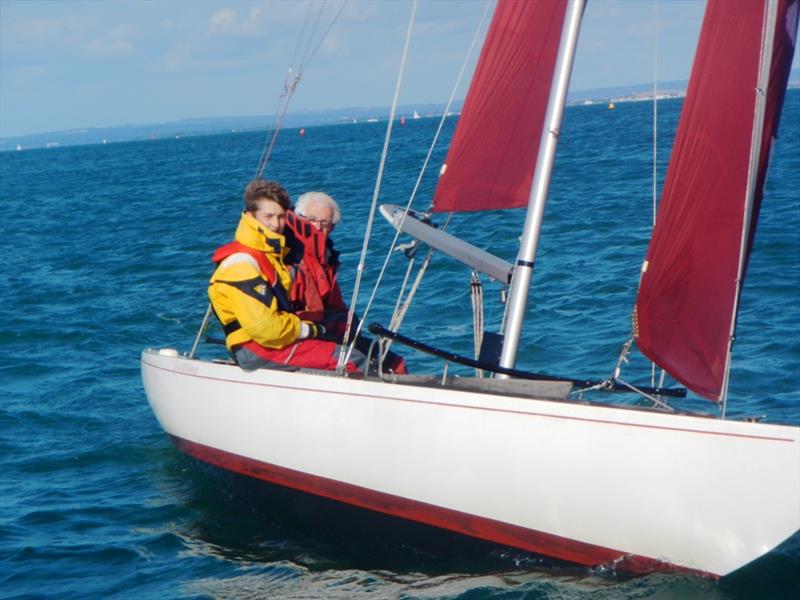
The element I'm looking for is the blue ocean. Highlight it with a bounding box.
[2,90,798,599]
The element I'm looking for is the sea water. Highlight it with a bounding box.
[1,91,798,598]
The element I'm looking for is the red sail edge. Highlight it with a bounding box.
[635,0,799,401]
[431,0,567,213]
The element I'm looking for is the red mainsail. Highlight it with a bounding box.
[431,0,567,213]
[635,0,798,401]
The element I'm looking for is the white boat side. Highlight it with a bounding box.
[141,349,800,577]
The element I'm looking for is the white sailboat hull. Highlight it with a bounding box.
[141,349,800,577]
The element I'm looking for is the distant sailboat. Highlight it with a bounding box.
[413,110,421,119]
[142,0,799,577]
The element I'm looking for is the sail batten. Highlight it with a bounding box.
[635,0,799,401]
[431,0,567,213]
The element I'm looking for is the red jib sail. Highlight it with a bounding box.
[431,0,567,213]
[635,0,798,401]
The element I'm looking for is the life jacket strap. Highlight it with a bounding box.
[222,319,242,336]
[212,241,278,286]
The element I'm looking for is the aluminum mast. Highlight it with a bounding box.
[499,0,586,372]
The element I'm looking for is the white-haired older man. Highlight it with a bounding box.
[285,191,408,374]
[295,191,340,233]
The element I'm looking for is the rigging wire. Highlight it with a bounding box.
[254,0,348,179]
[470,272,484,378]
[290,2,315,72]
[300,2,326,72]
[337,0,492,371]
[388,220,451,333]
[650,0,660,388]
[382,215,451,360]
[299,1,345,74]
[188,304,213,359]
[652,0,658,228]
[337,0,419,373]
[388,248,418,331]
[254,70,299,180]
[615,0,669,403]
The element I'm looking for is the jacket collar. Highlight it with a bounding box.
[284,211,339,268]
[235,211,286,257]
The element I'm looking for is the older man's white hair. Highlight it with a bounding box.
[295,191,341,225]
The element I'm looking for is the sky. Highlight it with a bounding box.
[0,0,779,138]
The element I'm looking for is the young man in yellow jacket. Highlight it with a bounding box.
[208,179,364,372]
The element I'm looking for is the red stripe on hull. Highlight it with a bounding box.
[170,435,713,577]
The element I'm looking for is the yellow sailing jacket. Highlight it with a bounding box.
[208,212,301,350]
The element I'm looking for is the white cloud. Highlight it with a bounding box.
[5,15,93,45]
[83,37,130,55]
[413,17,464,37]
[240,7,265,35]
[83,25,136,57]
[317,30,350,58]
[4,13,137,58]
[159,18,180,32]
[209,6,264,36]
[209,8,237,33]
[627,20,657,40]
[9,64,48,79]
[149,44,191,73]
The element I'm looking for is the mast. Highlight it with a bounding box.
[719,0,779,414]
[498,0,585,371]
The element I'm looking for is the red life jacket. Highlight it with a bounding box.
[212,241,278,286]
[285,212,343,319]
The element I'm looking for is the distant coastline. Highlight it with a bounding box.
[3,76,798,152]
